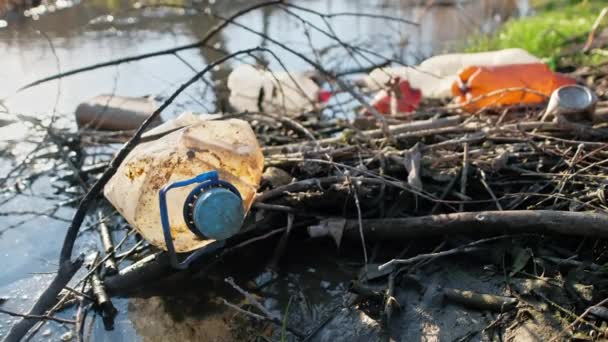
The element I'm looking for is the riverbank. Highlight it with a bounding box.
[468,0,608,68]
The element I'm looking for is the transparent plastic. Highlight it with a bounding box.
[104,118,264,252]
[227,64,320,115]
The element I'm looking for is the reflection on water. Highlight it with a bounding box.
[0,0,529,341]
[0,0,529,117]
[126,239,355,342]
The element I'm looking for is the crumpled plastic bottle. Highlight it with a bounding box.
[227,64,330,115]
[451,63,577,112]
[367,77,422,116]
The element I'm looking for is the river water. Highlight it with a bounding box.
[0,0,530,341]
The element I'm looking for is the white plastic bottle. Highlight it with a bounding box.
[227,64,322,115]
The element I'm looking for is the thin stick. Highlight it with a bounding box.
[459,141,469,212]
[225,277,279,320]
[97,210,118,275]
[379,235,513,271]
[381,273,396,341]
[380,247,479,271]
[285,3,418,26]
[583,7,608,51]
[431,169,461,214]
[224,277,304,339]
[267,213,294,270]
[75,299,86,342]
[548,297,608,342]
[221,298,267,321]
[0,309,75,325]
[348,176,368,264]
[479,169,503,210]
[262,115,461,155]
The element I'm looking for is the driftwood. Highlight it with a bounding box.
[442,288,518,312]
[343,210,608,240]
[98,210,118,275]
[90,272,117,329]
[104,254,173,294]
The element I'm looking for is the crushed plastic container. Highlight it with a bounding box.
[452,63,577,113]
[227,64,329,115]
[104,116,264,268]
[364,66,448,98]
[367,78,422,116]
[363,48,542,99]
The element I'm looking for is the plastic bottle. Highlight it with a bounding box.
[104,117,264,268]
[227,64,326,115]
[452,63,577,112]
[364,66,447,98]
[363,48,542,99]
[75,95,162,131]
[418,48,541,77]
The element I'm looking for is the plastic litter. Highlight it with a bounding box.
[419,48,541,78]
[227,64,330,115]
[367,77,421,116]
[104,115,264,268]
[363,65,447,99]
[452,63,577,113]
[363,48,541,99]
[75,95,162,131]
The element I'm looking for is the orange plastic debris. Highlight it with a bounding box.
[452,63,577,113]
[368,77,422,115]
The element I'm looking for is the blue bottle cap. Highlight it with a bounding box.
[192,187,244,240]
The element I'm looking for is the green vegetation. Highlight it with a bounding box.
[280,296,293,342]
[467,0,608,67]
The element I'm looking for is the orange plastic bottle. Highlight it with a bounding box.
[451,63,577,113]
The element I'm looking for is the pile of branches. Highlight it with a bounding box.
[7,94,608,341]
